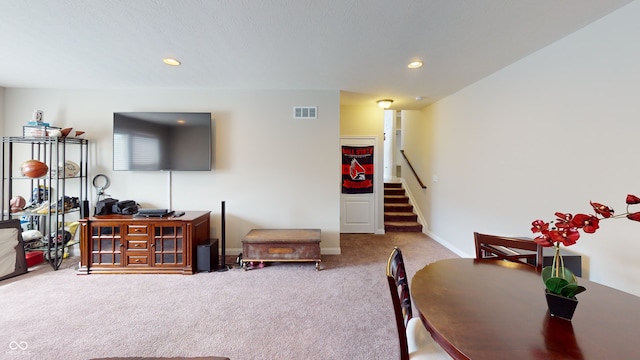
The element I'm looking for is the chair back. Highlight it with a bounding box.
[474,232,543,271]
[387,247,413,360]
[0,219,27,281]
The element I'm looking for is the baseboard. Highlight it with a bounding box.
[424,230,469,258]
[320,247,341,255]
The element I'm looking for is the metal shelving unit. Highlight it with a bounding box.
[2,136,89,270]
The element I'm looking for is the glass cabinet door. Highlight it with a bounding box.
[153,225,184,265]
[90,224,122,265]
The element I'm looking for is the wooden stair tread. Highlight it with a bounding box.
[384,195,409,203]
[384,203,412,207]
[384,188,406,194]
[384,222,423,232]
[384,221,421,225]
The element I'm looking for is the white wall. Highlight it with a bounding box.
[340,104,385,233]
[0,87,4,137]
[398,109,433,234]
[404,1,640,296]
[2,89,341,255]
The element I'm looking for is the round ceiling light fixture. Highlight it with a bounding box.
[407,61,423,69]
[377,99,394,109]
[162,58,181,66]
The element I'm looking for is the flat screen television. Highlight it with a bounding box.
[113,112,212,171]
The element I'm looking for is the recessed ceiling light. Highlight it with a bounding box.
[407,61,423,69]
[163,58,181,66]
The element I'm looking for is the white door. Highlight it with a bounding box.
[340,137,376,233]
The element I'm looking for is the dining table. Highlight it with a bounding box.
[410,258,640,359]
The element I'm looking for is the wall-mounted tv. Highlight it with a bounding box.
[113,112,212,171]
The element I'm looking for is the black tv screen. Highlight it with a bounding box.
[113,112,212,171]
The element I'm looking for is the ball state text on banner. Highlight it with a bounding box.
[341,145,374,194]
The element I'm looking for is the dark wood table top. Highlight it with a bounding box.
[411,258,640,360]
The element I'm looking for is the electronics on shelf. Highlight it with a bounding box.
[135,209,174,217]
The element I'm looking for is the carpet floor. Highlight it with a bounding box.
[0,232,457,360]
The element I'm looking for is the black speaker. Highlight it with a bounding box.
[217,200,227,271]
[82,200,90,218]
[197,238,219,272]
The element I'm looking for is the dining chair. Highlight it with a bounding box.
[474,232,543,271]
[386,247,451,360]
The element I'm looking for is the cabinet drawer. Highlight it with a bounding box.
[127,240,148,250]
[127,254,148,266]
[127,224,149,236]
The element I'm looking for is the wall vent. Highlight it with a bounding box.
[293,106,317,119]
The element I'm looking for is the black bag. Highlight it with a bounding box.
[113,200,139,215]
[95,198,118,215]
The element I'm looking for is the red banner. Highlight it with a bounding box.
[341,145,374,194]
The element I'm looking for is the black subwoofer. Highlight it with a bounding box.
[196,238,219,272]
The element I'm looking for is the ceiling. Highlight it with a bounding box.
[0,0,634,110]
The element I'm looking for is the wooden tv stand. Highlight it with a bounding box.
[78,211,210,275]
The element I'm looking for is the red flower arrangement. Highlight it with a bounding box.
[530,194,640,298]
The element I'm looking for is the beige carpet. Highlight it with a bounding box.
[0,232,457,360]
[91,357,229,360]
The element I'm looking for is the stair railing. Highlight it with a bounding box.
[399,150,427,189]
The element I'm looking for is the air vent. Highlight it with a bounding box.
[293,106,317,119]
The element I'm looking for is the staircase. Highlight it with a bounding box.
[384,182,422,232]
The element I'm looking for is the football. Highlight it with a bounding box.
[60,127,73,137]
[20,159,49,178]
[62,160,80,177]
[9,196,26,212]
[51,160,81,178]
